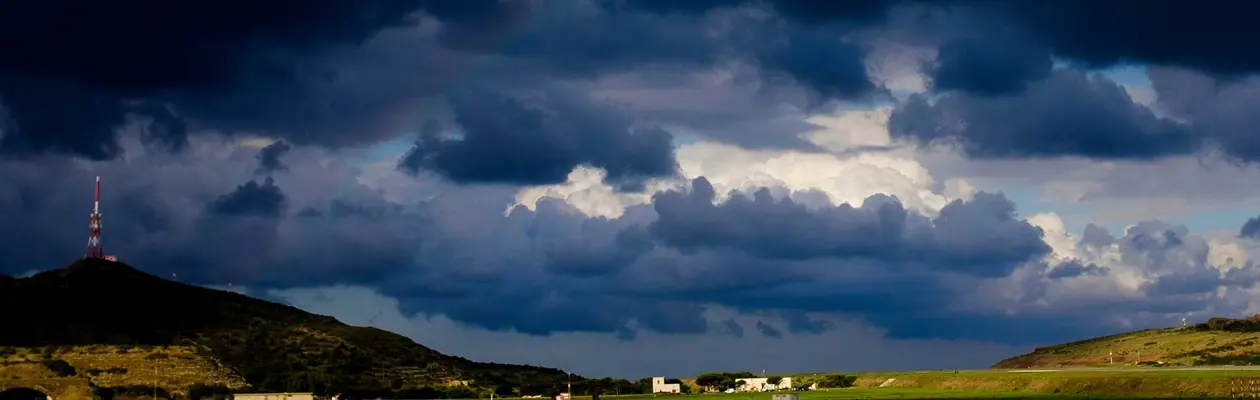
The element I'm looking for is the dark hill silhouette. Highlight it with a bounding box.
[0,258,575,395]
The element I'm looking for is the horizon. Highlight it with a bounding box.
[16,255,1211,379]
[5,0,1260,380]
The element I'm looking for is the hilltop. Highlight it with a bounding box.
[992,317,1260,368]
[0,258,575,397]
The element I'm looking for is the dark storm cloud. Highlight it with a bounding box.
[256,141,293,175]
[719,319,745,338]
[750,27,883,104]
[399,88,678,187]
[1147,67,1260,163]
[890,69,1196,159]
[0,74,131,160]
[925,35,1052,96]
[990,0,1260,79]
[1046,260,1107,279]
[0,0,903,169]
[206,178,288,218]
[620,0,898,26]
[9,0,1260,351]
[780,311,833,334]
[696,0,1260,79]
[1242,216,1260,239]
[460,1,721,78]
[5,143,1259,346]
[755,321,783,338]
[647,178,1049,278]
[0,0,431,160]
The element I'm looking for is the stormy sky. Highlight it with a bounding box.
[8,0,1260,378]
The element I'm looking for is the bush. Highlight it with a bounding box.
[188,384,233,400]
[695,371,755,390]
[815,374,856,388]
[1199,317,1260,332]
[41,359,77,377]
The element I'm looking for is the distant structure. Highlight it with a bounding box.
[84,176,119,262]
[234,393,329,400]
[85,176,104,259]
[651,377,680,394]
[735,377,792,392]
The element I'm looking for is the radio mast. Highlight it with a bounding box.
[85,176,104,259]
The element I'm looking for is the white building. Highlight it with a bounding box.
[735,377,792,392]
[651,377,681,394]
[234,393,330,400]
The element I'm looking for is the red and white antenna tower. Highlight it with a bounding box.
[85,176,104,259]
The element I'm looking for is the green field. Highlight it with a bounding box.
[850,368,1260,398]
[572,389,1082,399]
[546,368,1260,400]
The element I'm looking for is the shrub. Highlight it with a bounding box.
[815,374,856,388]
[695,371,755,390]
[41,359,77,377]
[1200,317,1260,332]
[188,384,234,400]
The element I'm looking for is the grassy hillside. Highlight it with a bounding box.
[851,369,1260,398]
[993,318,1260,368]
[0,258,575,397]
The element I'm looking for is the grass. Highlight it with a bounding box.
[0,345,245,392]
[522,368,1260,400]
[992,326,1260,368]
[517,389,1086,400]
[847,368,1260,398]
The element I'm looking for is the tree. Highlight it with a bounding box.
[494,385,515,396]
[816,374,856,388]
[767,376,782,386]
[694,373,722,388]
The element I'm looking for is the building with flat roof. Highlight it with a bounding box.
[650,377,680,394]
[735,377,792,392]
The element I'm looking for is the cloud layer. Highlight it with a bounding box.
[6,0,1260,377]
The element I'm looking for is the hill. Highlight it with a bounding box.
[0,258,576,398]
[992,317,1260,368]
